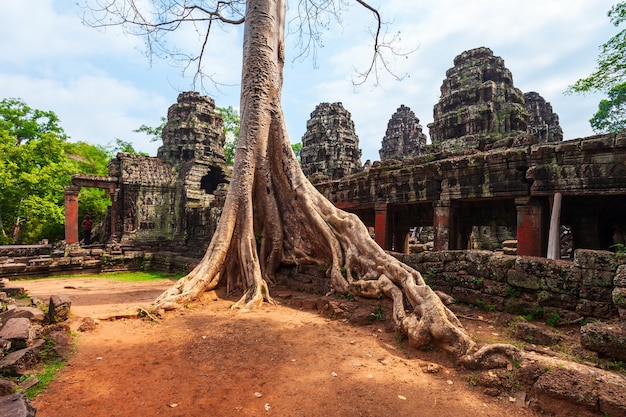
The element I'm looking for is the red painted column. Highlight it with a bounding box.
[374,203,390,250]
[516,197,544,257]
[433,200,450,251]
[64,186,80,244]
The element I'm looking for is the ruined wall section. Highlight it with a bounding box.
[379,105,427,161]
[158,91,226,167]
[524,91,563,143]
[157,92,230,255]
[428,47,531,152]
[108,154,178,248]
[301,102,362,180]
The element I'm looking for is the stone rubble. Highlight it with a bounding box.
[0,278,73,416]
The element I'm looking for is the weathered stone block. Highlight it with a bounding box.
[506,270,541,290]
[3,287,25,297]
[0,307,45,326]
[0,318,31,350]
[580,322,626,361]
[0,339,44,376]
[582,270,617,287]
[579,285,614,302]
[0,378,17,396]
[576,299,617,319]
[514,321,562,345]
[574,249,617,272]
[614,264,626,287]
[533,368,599,416]
[0,393,36,417]
[47,294,72,323]
[612,287,626,309]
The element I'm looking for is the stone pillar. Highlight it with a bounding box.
[433,200,450,251]
[547,192,562,259]
[393,231,409,254]
[516,197,544,257]
[374,203,390,250]
[108,186,120,242]
[64,186,80,244]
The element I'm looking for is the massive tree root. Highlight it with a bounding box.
[153,0,483,359]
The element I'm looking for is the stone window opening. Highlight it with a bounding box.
[200,167,227,194]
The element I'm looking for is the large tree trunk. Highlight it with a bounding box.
[152,0,475,357]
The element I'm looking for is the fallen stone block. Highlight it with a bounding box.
[0,339,44,376]
[47,294,72,324]
[0,318,31,350]
[3,287,25,297]
[515,321,562,346]
[580,321,626,361]
[0,393,36,417]
[0,378,17,396]
[0,307,45,326]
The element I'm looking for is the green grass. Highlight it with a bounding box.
[22,360,66,399]
[30,270,183,282]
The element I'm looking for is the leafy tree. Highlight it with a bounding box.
[0,98,111,244]
[110,138,148,155]
[568,2,626,132]
[291,142,302,163]
[83,0,486,358]
[590,81,626,133]
[134,116,167,142]
[216,106,240,165]
[0,98,65,145]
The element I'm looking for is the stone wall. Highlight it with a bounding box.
[276,249,624,323]
[396,249,623,322]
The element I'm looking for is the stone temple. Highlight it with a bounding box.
[63,47,625,264]
[428,47,530,151]
[524,91,563,143]
[300,102,362,180]
[379,105,427,161]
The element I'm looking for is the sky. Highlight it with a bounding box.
[0,1,619,162]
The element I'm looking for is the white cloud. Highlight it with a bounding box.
[0,0,620,162]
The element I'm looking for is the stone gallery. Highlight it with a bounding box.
[63,47,625,261]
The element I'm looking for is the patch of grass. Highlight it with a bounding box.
[22,360,65,399]
[43,271,182,282]
[370,305,384,323]
[340,292,355,302]
[545,311,561,327]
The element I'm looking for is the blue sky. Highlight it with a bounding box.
[0,1,618,162]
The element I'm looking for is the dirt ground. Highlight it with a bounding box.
[20,276,541,417]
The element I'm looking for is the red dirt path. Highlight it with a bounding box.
[21,277,538,417]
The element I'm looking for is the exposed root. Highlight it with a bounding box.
[460,343,523,370]
[137,307,160,322]
[231,279,275,312]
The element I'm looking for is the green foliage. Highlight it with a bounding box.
[134,116,166,142]
[370,304,385,323]
[545,311,561,327]
[568,2,626,94]
[0,98,112,244]
[216,106,240,165]
[291,142,302,163]
[590,82,626,133]
[214,106,302,165]
[568,2,626,133]
[611,243,626,258]
[110,138,148,156]
[22,360,65,399]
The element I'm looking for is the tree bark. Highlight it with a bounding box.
[152,0,475,357]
